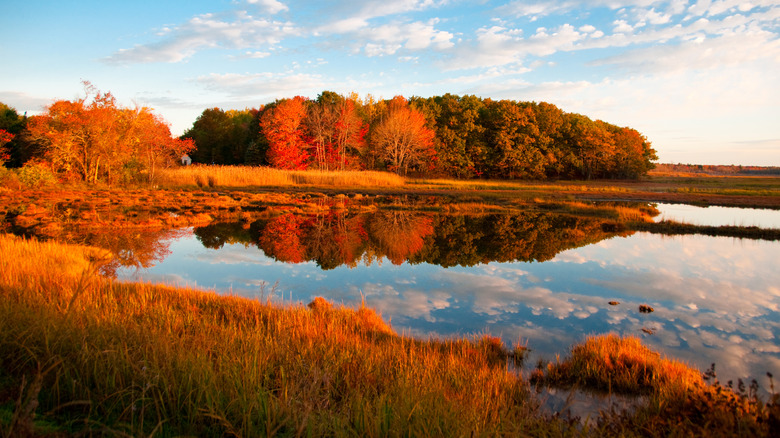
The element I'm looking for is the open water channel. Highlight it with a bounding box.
[107,202,780,391]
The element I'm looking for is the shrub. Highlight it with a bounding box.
[16,161,58,188]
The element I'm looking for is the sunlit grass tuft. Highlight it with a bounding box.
[535,334,703,395]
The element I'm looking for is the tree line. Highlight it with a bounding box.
[184,91,657,179]
[1,86,657,185]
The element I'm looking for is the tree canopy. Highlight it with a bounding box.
[22,82,193,185]
[184,91,657,179]
[3,87,657,182]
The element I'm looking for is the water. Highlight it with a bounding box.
[111,208,780,389]
[654,202,780,228]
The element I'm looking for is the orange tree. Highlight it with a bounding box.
[260,96,311,170]
[370,96,436,175]
[27,82,193,185]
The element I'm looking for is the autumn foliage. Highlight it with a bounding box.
[0,129,12,163]
[189,91,656,179]
[24,82,193,185]
[260,96,311,170]
[3,86,657,181]
[371,96,436,175]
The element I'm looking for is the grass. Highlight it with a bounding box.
[2,233,779,436]
[533,334,703,395]
[533,334,780,436]
[0,233,543,437]
[158,166,405,189]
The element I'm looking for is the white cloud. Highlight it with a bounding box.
[246,0,289,14]
[196,71,327,99]
[103,11,297,64]
[443,23,585,70]
[243,50,271,58]
[0,91,51,114]
[356,19,454,56]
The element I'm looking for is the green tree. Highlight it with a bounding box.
[183,108,256,165]
[480,99,545,179]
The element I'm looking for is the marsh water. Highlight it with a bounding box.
[92,203,779,389]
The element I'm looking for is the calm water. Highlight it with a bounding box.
[112,208,780,388]
[654,202,780,228]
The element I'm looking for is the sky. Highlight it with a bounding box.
[2,0,779,165]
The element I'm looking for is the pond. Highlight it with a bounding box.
[105,206,779,390]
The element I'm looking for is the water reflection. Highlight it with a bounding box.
[107,209,780,390]
[655,202,780,228]
[194,211,631,269]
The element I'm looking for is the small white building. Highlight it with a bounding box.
[181,154,192,166]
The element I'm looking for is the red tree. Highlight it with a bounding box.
[0,129,13,163]
[334,99,368,170]
[260,96,311,170]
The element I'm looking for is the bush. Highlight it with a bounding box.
[0,166,21,190]
[17,161,58,188]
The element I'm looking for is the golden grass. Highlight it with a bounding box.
[2,234,778,436]
[158,165,405,188]
[535,334,703,395]
[0,233,541,437]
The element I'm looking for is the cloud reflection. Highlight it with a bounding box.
[119,224,780,387]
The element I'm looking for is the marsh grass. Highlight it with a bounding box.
[533,334,780,436]
[159,166,405,189]
[0,233,544,437]
[534,334,702,395]
[3,235,778,436]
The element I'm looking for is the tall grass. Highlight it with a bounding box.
[158,166,405,189]
[0,233,544,437]
[3,234,777,436]
[535,334,703,395]
[533,334,780,436]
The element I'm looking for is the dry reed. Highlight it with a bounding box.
[159,165,405,189]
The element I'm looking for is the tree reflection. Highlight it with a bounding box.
[208,210,633,269]
[64,228,190,277]
[51,209,635,273]
[367,211,434,265]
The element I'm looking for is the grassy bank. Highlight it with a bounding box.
[2,233,779,436]
[0,233,544,436]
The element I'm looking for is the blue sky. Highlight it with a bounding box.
[2,0,779,165]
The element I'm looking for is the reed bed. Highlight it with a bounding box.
[158,166,405,189]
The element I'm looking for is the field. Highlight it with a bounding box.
[1,166,779,436]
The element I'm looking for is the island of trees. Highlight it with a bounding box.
[1,85,658,185]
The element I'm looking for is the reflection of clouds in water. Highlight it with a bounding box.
[430,269,580,319]
[127,228,780,387]
[356,283,451,323]
[119,271,195,288]
[190,246,274,265]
